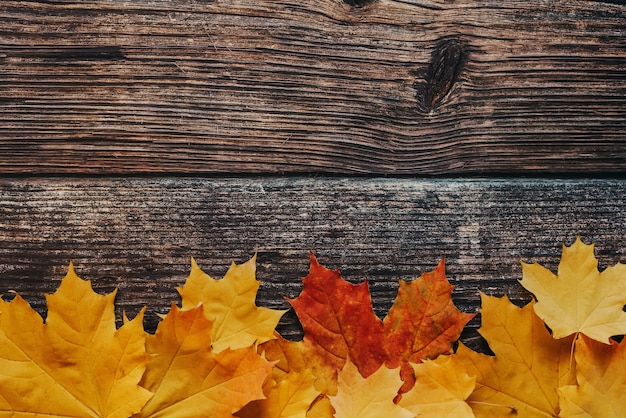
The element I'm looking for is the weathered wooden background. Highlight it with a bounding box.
[1,0,626,349]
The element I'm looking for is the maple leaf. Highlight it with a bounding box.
[453,294,574,417]
[0,263,152,417]
[328,361,413,418]
[559,335,626,417]
[236,334,322,418]
[236,368,319,418]
[383,259,474,392]
[520,237,626,343]
[247,335,335,417]
[287,253,387,381]
[256,332,310,376]
[177,255,286,352]
[384,259,474,365]
[137,303,271,417]
[398,355,475,417]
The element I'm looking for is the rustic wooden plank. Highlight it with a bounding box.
[1,1,625,174]
[1,177,626,350]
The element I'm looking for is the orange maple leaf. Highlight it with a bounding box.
[453,294,575,417]
[0,263,152,417]
[520,237,626,343]
[559,335,626,417]
[256,333,310,376]
[137,303,272,417]
[177,256,286,352]
[383,259,474,392]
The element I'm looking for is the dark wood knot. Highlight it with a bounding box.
[344,0,375,7]
[418,38,467,111]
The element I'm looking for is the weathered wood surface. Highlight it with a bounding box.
[2,177,625,348]
[2,0,626,174]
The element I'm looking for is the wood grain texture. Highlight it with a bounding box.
[2,177,626,349]
[2,0,626,174]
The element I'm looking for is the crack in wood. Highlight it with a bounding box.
[19,46,126,61]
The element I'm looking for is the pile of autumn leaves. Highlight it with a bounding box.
[1,238,626,417]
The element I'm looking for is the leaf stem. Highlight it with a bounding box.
[568,332,579,382]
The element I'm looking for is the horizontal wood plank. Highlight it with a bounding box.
[1,177,626,350]
[1,0,626,174]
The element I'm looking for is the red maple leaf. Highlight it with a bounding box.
[287,253,387,379]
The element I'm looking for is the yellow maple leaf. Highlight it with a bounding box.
[236,369,320,418]
[137,303,272,417]
[329,361,412,418]
[177,256,286,352]
[520,237,626,343]
[559,335,626,417]
[453,294,574,417]
[0,263,152,417]
[236,334,320,418]
[399,355,475,417]
[236,335,331,418]
[305,395,334,418]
